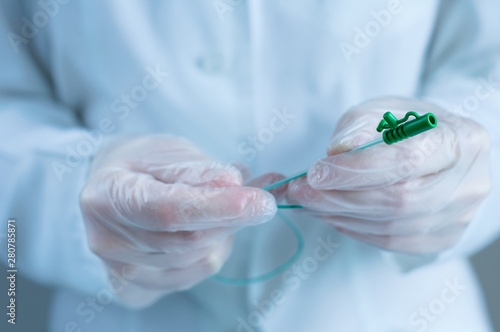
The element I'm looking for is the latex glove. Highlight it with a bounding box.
[287,98,491,254]
[80,135,280,308]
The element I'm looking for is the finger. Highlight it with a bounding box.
[85,216,236,255]
[168,185,277,231]
[322,204,477,236]
[145,160,244,187]
[104,266,167,310]
[287,176,397,219]
[84,170,277,231]
[231,162,252,182]
[335,222,466,255]
[309,118,459,191]
[106,237,233,291]
[287,173,466,220]
[245,172,288,202]
[100,235,235,270]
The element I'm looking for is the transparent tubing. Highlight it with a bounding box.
[210,211,304,285]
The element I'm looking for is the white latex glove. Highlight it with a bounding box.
[287,98,491,254]
[80,135,281,308]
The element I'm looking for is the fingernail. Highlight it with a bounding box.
[327,134,369,155]
[250,192,277,224]
[261,192,277,215]
[327,142,350,155]
[309,161,330,186]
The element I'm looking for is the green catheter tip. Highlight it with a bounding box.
[377,111,437,145]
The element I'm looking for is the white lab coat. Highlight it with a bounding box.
[1,0,499,331]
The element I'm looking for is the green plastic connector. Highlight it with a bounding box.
[376,111,437,145]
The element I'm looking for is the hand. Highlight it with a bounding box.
[80,135,280,308]
[287,98,491,254]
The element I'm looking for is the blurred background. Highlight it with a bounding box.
[1,238,499,331]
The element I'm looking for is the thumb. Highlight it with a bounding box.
[327,112,381,156]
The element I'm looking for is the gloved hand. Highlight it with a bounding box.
[80,135,281,308]
[287,98,491,254]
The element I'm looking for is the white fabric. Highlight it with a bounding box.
[0,0,499,331]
